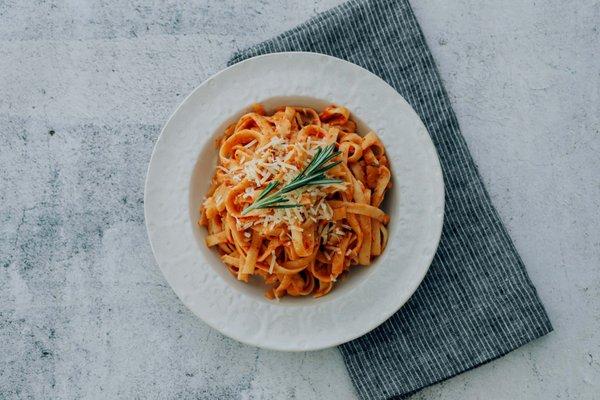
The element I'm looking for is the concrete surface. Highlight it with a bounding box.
[1,0,598,399]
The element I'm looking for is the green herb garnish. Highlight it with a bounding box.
[241,144,343,215]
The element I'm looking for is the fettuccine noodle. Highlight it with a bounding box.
[199,104,392,299]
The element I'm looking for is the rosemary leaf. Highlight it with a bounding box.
[303,178,343,186]
[241,144,343,215]
[270,204,302,209]
[313,160,342,175]
[255,181,279,202]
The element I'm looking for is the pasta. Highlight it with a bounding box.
[199,104,392,299]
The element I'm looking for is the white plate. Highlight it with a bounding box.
[144,52,444,351]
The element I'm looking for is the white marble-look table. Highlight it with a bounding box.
[1,1,598,399]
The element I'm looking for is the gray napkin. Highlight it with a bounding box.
[230,0,553,398]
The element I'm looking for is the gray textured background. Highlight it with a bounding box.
[1,1,598,399]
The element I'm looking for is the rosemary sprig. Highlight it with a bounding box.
[241,144,343,215]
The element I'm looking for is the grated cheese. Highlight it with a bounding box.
[227,137,345,229]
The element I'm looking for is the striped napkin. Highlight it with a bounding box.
[230,0,553,398]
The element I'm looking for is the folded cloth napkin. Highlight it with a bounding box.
[230,0,553,398]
